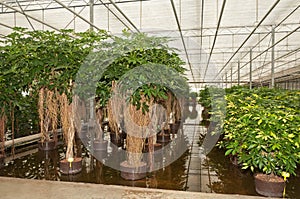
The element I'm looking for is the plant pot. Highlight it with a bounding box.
[169,123,180,134]
[109,132,123,147]
[93,150,108,160]
[254,173,285,197]
[60,157,82,175]
[0,154,5,167]
[143,143,162,153]
[201,107,210,120]
[38,139,56,151]
[93,140,108,151]
[120,161,147,181]
[157,133,171,143]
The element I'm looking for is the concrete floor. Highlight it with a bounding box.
[0,177,269,199]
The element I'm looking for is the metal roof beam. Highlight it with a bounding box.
[0,1,62,32]
[215,0,281,79]
[53,0,101,31]
[203,0,226,80]
[170,0,195,82]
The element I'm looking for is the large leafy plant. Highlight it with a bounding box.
[219,87,300,177]
[0,27,108,157]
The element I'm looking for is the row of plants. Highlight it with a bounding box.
[0,28,190,178]
[0,27,108,164]
[199,85,300,197]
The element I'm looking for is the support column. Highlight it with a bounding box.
[271,26,275,88]
[225,72,228,88]
[90,0,94,31]
[238,60,240,85]
[249,49,252,89]
[230,66,233,87]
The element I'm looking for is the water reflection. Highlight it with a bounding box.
[0,143,189,192]
[205,147,300,198]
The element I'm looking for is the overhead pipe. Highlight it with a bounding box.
[199,0,204,80]
[170,0,195,82]
[203,0,226,80]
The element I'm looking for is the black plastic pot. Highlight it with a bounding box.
[60,157,82,175]
[0,154,4,167]
[109,132,123,147]
[93,139,108,151]
[120,161,147,181]
[38,139,56,151]
[157,132,171,143]
[169,123,180,134]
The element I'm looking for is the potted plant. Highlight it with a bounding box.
[198,86,212,121]
[219,87,300,197]
[74,31,188,179]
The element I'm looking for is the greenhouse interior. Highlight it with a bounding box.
[0,0,299,198]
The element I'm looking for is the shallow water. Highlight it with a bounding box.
[0,137,299,198]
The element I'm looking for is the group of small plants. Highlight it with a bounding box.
[199,85,300,197]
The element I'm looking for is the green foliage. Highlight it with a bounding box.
[0,27,108,133]
[218,87,300,177]
[91,32,188,111]
[198,86,211,108]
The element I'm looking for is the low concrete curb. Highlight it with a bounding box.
[0,177,270,199]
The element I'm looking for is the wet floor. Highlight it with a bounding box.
[0,143,189,191]
[0,105,299,198]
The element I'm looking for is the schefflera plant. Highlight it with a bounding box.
[219,87,300,178]
[85,32,189,180]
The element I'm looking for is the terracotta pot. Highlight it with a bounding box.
[60,157,82,175]
[120,161,147,180]
[254,173,285,197]
[38,139,56,151]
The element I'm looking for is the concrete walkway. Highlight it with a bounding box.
[0,177,269,199]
